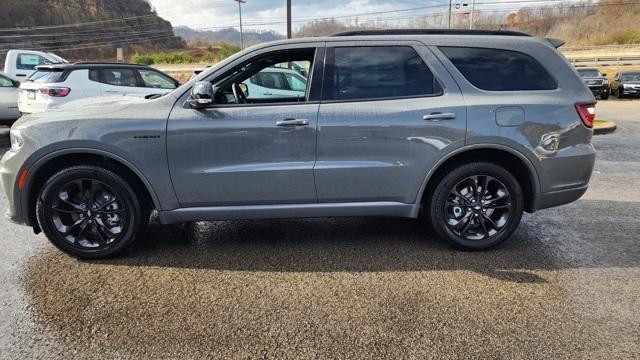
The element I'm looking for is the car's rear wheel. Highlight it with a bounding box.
[36,165,143,259]
[427,162,524,250]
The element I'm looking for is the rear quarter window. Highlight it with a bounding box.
[28,70,67,83]
[439,47,557,91]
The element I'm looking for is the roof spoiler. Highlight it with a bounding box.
[547,38,565,48]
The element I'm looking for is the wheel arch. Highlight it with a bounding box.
[21,148,160,231]
[413,144,541,216]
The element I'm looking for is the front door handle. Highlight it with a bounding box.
[423,112,456,121]
[276,118,309,126]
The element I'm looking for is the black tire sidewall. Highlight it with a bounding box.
[36,165,142,259]
[428,162,524,250]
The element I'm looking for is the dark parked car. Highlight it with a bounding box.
[610,71,640,98]
[576,67,609,99]
[1,29,596,259]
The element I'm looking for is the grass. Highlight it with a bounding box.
[131,42,241,65]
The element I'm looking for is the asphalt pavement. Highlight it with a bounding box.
[0,100,638,359]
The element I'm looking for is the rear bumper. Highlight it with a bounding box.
[535,185,588,211]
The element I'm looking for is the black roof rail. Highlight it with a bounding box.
[330,29,531,37]
[73,62,149,66]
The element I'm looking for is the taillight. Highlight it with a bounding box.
[39,87,71,97]
[575,101,596,128]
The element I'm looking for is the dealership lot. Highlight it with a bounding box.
[0,100,638,358]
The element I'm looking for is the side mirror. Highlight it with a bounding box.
[13,80,20,87]
[239,83,249,97]
[602,73,607,77]
[187,81,215,109]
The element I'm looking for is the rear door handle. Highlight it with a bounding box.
[276,118,309,126]
[423,112,456,121]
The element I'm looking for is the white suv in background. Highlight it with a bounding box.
[18,63,180,114]
[245,66,308,100]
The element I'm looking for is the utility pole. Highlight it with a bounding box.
[448,0,452,29]
[234,0,246,49]
[286,0,292,39]
[469,0,476,29]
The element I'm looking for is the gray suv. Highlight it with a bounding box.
[0,30,596,259]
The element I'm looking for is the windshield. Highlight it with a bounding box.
[577,69,600,77]
[46,52,69,64]
[621,73,640,82]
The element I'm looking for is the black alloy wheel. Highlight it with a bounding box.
[428,162,524,250]
[37,166,142,259]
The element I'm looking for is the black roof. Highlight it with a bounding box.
[35,62,151,71]
[331,29,531,37]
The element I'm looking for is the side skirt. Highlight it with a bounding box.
[157,201,416,225]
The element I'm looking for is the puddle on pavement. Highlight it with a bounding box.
[21,217,624,358]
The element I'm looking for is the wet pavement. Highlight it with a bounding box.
[0,100,639,359]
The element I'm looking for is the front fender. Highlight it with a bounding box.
[16,141,177,226]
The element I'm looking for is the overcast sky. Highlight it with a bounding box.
[147,0,459,33]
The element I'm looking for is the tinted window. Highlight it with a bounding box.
[89,69,100,82]
[138,69,177,89]
[323,46,441,101]
[16,54,48,70]
[440,47,557,91]
[251,72,287,90]
[0,75,13,87]
[28,70,66,83]
[100,68,138,87]
[577,69,600,77]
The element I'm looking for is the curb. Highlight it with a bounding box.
[0,127,9,147]
[593,121,617,135]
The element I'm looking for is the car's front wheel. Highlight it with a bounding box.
[617,87,624,98]
[427,162,524,250]
[36,165,143,259]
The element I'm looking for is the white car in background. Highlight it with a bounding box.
[3,50,68,79]
[0,72,21,126]
[244,67,308,100]
[18,63,180,114]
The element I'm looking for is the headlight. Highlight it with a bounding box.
[10,129,24,152]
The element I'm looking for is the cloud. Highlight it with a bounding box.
[148,0,440,34]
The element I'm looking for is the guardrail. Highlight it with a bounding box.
[563,43,640,51]
[569,56,640,66]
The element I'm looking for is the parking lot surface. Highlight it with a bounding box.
[0,100,638,359]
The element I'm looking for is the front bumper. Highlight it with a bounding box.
[588,85,609,96]
[622,87,640,95]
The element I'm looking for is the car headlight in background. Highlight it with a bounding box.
[10,129,24,152]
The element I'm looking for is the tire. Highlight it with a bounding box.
[36,165,143,259]
[427,162,524,250]
[617,87,624,98]
[600,90,609,100]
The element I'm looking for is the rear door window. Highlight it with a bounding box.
[439,47,557,91]
[100,68,139,87]
[252,72,288,90]
[322,46,442,101]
